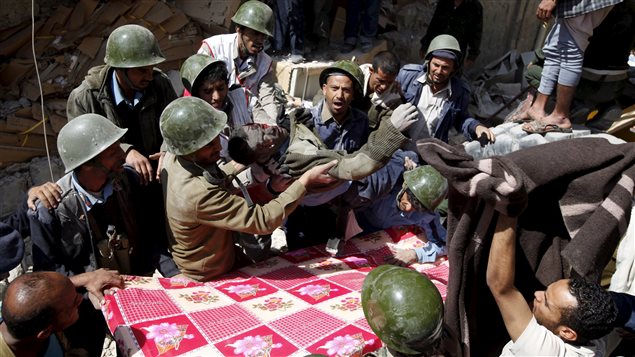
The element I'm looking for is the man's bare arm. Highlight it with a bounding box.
[486,213,533,341]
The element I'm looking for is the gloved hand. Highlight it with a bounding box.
[389,103,418,132]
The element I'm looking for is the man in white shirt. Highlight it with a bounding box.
[198,0,285,125]
[487,213,617,356]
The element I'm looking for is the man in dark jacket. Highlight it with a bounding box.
[397,34,494,150]
[66,24,177,185]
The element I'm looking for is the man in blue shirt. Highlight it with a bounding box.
[350,151,448,264]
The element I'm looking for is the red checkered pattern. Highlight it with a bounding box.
[362,246,393,266]
[116,289,181,323]
[420,263,450,285]
[190,304,261,342]
[104,228,450,356]
[258,266,316,290]
[325,271,367,291]
[269,308,346,346]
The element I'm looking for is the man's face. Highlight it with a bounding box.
[120,65,154,90]
[368,67,397,95]
[52,278,83,331]
[196,79,229,110]
[322,75,354,119]
[193,136,222,165]
[398,191,416,213]
[427,56,455,86]
[96,142,126,174]
[237,27,266,55]
[533,279,578,334]
[243,123,288,164]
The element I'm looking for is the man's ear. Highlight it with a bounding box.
[322,84,327,95]
[36,325,53,340]
[557,326,578,343]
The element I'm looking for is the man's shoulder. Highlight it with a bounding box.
[30,174,75,223]
[397,64,425,86]
[502,316,596,357]
[399,63,425,74]
[77,65,110,90]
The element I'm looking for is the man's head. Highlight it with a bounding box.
[398,166,448,213]
[1,272,83,341]
[104,24,165,91]
[58,114,127,174]
[181,54,229,110]
[533,278,617,344]
[232,0,274,56]
[369,51,400,96]
[424,35,462,87]
[160,96,228,165]
[319,61,364,120]
[228,124,289,166]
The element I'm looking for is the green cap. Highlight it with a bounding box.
[58,114,127,173]
[180,54,224,93]
[362,265,444,355]
[104,24,165,68]
[231,0,274,37]
[159,97,227,156]
[319,60,365,96]
[425,34,462,65]
[403,165,448,211]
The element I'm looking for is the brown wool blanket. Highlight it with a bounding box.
[416,137,635,357]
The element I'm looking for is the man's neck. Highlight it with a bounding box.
[114,71,136,101]
[76,171,108,193]
[0,323,44,357]
[429,79,450,95]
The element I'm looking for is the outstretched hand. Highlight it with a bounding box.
[77,269,125,308]
[298,160,338,188]
[127,149,154,185]
[385,246,417,266]
[475,125,496,144]
[390,103,419,132]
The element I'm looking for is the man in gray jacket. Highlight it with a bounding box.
[66,24,177,185]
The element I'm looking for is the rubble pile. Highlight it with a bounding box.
[0,0,204,168]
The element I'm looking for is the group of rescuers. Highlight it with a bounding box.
[9,1,633,357]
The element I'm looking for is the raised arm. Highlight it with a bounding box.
[486,213,533,341]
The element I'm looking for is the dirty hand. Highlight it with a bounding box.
[390,103,419,132]
[536,0,556,21]
[149,151,166,181]
[81,269,125,307]
[298,160,338,187]
[475,125,496,144]
[27,181,62,210]
[127,149,154,185]
[385,247,418,266]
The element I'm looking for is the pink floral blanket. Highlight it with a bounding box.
[102,228,449,357]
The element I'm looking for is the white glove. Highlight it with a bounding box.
[389,103,418,132]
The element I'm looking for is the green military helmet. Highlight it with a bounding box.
[160,96,228,156]
[57,114,127,173]
[403,165,448,212]
[180,54,224,93]
[425,34,463,66]
[362,265,444,355]
[319,60,365,96]
[104,24,165,68]
[231,0,274,37]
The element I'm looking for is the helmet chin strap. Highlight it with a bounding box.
[116,68,144,93]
